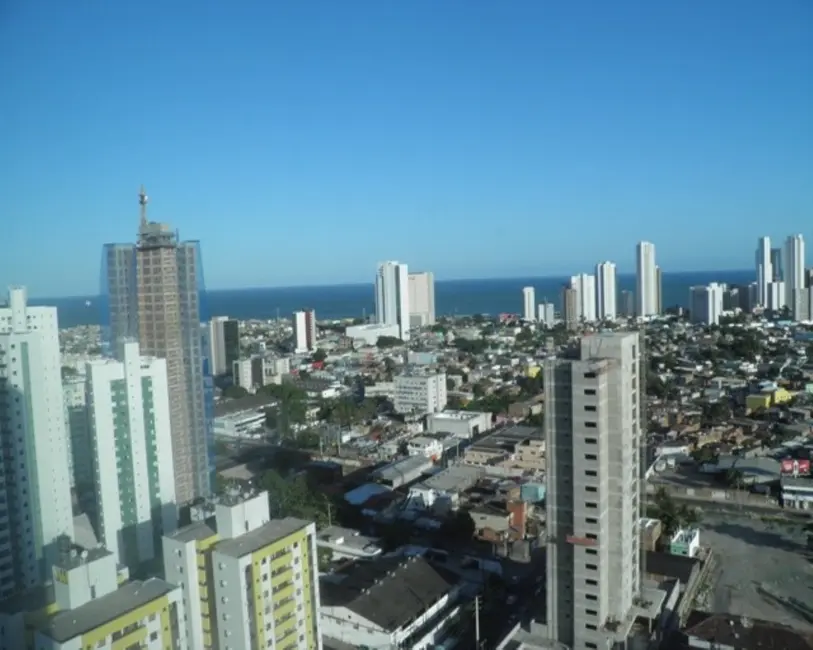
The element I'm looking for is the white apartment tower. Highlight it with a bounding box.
[86,341,178,570]
[635,241,658,317]
[394,369,448,415]
[544,332,643,650]
[522,286,536,322]
[0,287,73,596]
[595,262,617,321]
[755,236,773,307]
[375,261,410,341]
[690,283,725,326]
[538,302,556,326]
[408,271,436,327]
[293,309,317,353]
[784,234,805,312]
[570,274,597,323]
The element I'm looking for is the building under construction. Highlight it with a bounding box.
[100,187,213,506]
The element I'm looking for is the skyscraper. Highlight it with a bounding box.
[86,341,177,569]
[595,262,617,321]
[755,236,773,307]
[209,316,240,376]
[293,309,317,352]
[522,286,536,322]
[771,247,783,281]
[655,265,663,314]
[375,261,410,340]
[101,188,212,506]
[408,271,436,327]
[544,332,643,649]
[690,283,725,326]
[784,234,805,311]
[635,241,657,317]
[570,274,597,322]
[0,287,73,595]
[561,285,579,330]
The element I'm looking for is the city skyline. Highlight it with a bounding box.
[2,1,812,296]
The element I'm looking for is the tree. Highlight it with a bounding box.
[446,377,456,391]
[312,348,327,363]
[651,487,680,535]
[222,384,249,399]
[454,338,488,355]
[438,510,475,547]
[61,366,78,379]
[317,547,333,571]
[376,336,402,349]
[260,470,332,528]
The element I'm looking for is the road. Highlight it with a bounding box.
[647,492,811,519]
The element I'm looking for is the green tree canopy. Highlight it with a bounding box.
[260,470,332,528]
[312,348,327,363]
[222,384,249,399]
[376,336,402,349]
[454,338,488,355]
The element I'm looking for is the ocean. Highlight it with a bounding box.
[35,270,754,329]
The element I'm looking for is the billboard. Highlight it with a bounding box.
[780,459,811,476]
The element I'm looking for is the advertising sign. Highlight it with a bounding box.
[781,459,811,476]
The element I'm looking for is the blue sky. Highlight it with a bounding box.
[1,0,812,297]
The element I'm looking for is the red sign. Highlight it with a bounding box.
[781,459,811,475]
[566,535,597,547]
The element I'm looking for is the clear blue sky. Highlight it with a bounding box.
[2,0,812,297]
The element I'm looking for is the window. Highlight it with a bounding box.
[585,470,597,477]
[586,624,598,631]
[584,405,596,412]
[585,517,597,524]
[585,578,598,586]
[585,421,597,428]
[585,563,597,571]
[585,454,597,460]
[586,594,597,601]
[585,437,597,444]
[586,609,598,616]
[584,372,597,379]
[586,533,598,540]
[584,388,596,395]
[585,502,597,509]
[586,548,597,556]
[585,486,597,493]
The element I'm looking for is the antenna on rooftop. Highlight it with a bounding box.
[138,185,149,230]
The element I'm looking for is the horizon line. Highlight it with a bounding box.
[32,268,755,301]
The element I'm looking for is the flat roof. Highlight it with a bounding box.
[468,424,543,451]
[430,410,487,421]
[215,517,310,559]
[166,520,217,544]
[420,465,484,493]
[37,579,176,643]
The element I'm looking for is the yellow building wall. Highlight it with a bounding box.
[525,365,540,378]
[772,388,793,404]
[746,394,771,413]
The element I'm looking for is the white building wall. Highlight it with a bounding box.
[162,537,204,650]
[690,283,724,325]
[209,316,229,376]
[87,342,177,568]
[375,261,410,340]
[394,372,447,415]
[570,274,596,323]
[636,241,658,317]
[408,272,436,327]
[293,310,317,353]
[522,287,536,322]
[767,281,786,311]
[0,287,73,594]
[595,262,617,321]
[537,302,555,326]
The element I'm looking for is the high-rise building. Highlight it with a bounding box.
[408,271,436,327]
[63,374,94,512]
[690,283,725,326]
[561,286,579,330]
[0,287,73,595]
[570,274,597,323]
[85,341,177,569]
[655,265,663,314]
[784,234,805,311]
[394,368,447,415]
[544,332,643,649]
[771,247,783,281]
[595,262,617,321]
[537,302,555,326]
[293,309,317,352]
[163,490,322,650]
[805,268,813,289]
[755,236,773,307]
[522,286,536,322]
[209,316,239,376]
[101,188,213,505]
[619,290,634,318]
[375,261,410,340]
[767,281,786,312]
[635,241,657,317]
